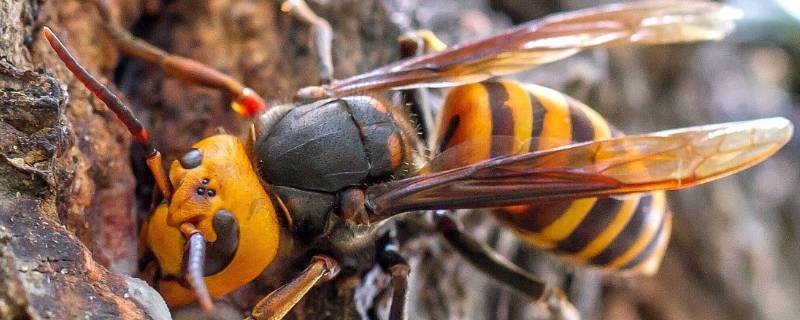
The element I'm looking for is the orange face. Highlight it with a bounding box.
[143,134,281,307]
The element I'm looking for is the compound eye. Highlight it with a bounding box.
[203,210,239,275]
[180,148,203,169]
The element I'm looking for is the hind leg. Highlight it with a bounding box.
[433,211,580,320]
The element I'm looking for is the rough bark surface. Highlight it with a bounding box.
[0,0,165,318]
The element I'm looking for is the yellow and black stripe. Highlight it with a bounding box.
[435,79,670,274]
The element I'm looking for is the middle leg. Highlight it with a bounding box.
[376,231,410,320]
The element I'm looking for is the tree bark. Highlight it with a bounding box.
[0,0,168,318]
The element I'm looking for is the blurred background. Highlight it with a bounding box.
[386,1,800,319]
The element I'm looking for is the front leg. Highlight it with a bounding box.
[88,0,267,117]
[247,255,340,320]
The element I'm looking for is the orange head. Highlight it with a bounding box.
[144,134,281,307]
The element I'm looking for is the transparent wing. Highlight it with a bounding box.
[327,1,742,96]
[366,118,792,217]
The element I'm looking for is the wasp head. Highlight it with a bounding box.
[166,134,271,242]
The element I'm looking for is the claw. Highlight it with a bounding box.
[232,87,267,118]
[542,287,581,320]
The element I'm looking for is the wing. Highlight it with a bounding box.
[326,1,741,96]
[365,118,793,218]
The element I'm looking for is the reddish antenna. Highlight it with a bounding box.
[43,26,173,199]
[44,26,215,310]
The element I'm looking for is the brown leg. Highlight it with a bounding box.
[377,233,410,320]
[247,255,340,320]
[281,0,334,84]
[88,0,267,117]
[43,27,174,198]
[433,211,580,320]
[388,264,410,320]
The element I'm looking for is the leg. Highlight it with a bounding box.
[338,188,370,224]
[281,0,334,84]
[396,30,448,143]
[247,255,340,320]
[432,211,580,320]
[377,232,410,320]
[398,30,447,56]
[88,0,266,118]
[43,27,173,198]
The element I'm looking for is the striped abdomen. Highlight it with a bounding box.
[435,80,671,274]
